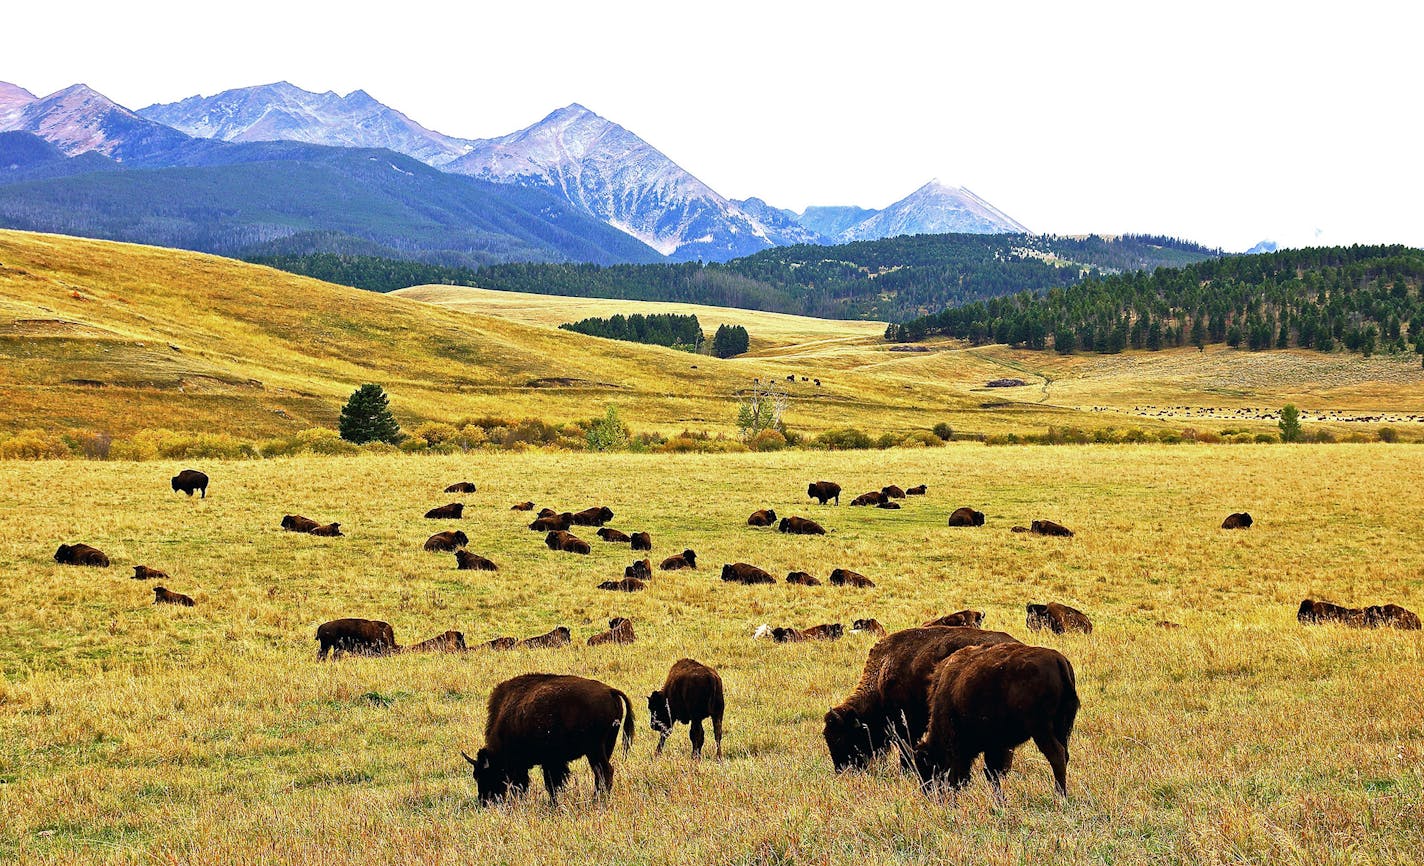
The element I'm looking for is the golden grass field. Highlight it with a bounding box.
[2,446,1421,864]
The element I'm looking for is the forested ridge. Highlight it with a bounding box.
[559,313,704,351]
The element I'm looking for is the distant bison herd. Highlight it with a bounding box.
[44,467,1421,810]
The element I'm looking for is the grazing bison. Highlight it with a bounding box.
[510,501,535,511]
[823,626,1021,772]
[625,558,652,580]
[455,550,498,571]
[721,562,775,585]
[947,507,986,527]
[153,586,195,606]
[588,617,636,645]
[906,485,927,496]
[649,658,725,759]
[786,571,821,586]
[131,565,167,580]
[445,481,478,493]
[483,636,518,651]
[518,626,572,649]
[914,643,1078,798]
[924,610,985,628]
[630,532,652,551]
[882,485,906,499]
[425,503,464,520]
[1026,602,1093,634]
[529,513,574,532]
[317,618,396,659]
[545,530,591,555]
[597,577,647,592]
[280,515,320,533]
[171,469,209,498]
[54,543,109,567]
[572,506,614,527]
[309,522,343,537]
[597,527,631,543]
[660,550,697,571]
[877,501,901,510]
[406,630,467,653]
[747,509,778,527]
[851,618,887,638]
[1299,599,1421,630]
[778,516,826,535]
[807,481,841,505]
[424,530,469,552]
[1029,519,1074,538]
[461,673,634,806]
[829,568,875,588]
[1221,512,1253,530]
[850,491,886,507]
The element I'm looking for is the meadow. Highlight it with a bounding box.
[2,445,1421,865]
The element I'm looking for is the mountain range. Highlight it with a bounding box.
[0,78,1032,265]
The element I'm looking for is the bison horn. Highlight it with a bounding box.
[460,750,479,768]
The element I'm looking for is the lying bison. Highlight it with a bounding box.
[1030,519,1074,538]
[132,565,167,580]
[317,618,396,659]
[851,618,887,638]
[1026,602,1093,634]
[774,623,843,642]
[877,501,902,510]
[153,586,195,607]
[588,617,635,645]
[455,550,498,571]
[518,626,571,649]
[913,642,1079,797]
[808,481,841,505]
[54,543,109,567]
[660,550,697,571]
[545,530,591,555]
[461,673,634,806]
[406,630,467,653]
[425,503,464,520]
[786,571,821,586]
[309,522,343,537]
[906,485,927,496]
[721,562,775,585]
[597,577,647,592]
[1299,599,1421,630]
[823,626,1020,772]
[882,485,906,499]
[947,507,986,527]
[530,513,574,532]
[510,501,535,511]
[281,515,320,533]
[424,530,469,552]
[1221,512,1253,530]
[625,558,652,580]
[649,658,724,759]
[850,491,886,507]
[778,516,826,535]
[630,532,652,551]
[572,506,615,527]
[445,481,477,494]
[829,568,875,588]
[171,468,209,498]
[924,610,985,628]
[597,528,631,543]
[483,636,518,651]
[747,509,778,527]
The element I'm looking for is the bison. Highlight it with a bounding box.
[1299,599,1421,630]
[152,586,195,607]
[850,491,886,507]
[1221,512,1253,530]
[171,469,209,498]
[924,610,985,628]
[131,565,167,580]
[597,527,631,543]
[851,618,887,638]
[877,501,901,510]
[425,503,464,520]
[906,485,927,496]
[807,481,841,505]
[1366,604,1422,630]
[597,577,647,592]
[572,506,614,527]
[747,509,778,527]
[1029,519,1074,538]
[625,558,652,580]
[588,617,636,645]
[280,515,320,533]
[518,626,572,649]
[649,658,724,760]
[721,562,775,585]
[947,507,986,527]
[461,673,634,806]
[537,507,558,518]
[882,485,906,499]
[455,550,498,571]
[445,481,478,493]
[778,516,826,535]
[545,530,591,555]
[309,522,343,537]
[54,543,109,567]
[660,550,697,571]
[510,501,535,511]
[406,630,467,653]
[786,571,821,586]
[774,623,843,642]
[483,636,518,651]
[913,643,1079,798]
[823,626,1021,772]
[630,531,652,551]
[316,618,396,659]
[1026,602,1093,634]
[424,530,469,552]
[530,513,574,532]
[829,568,875,588]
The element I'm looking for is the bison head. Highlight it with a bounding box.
[463,749,516,805]
[823,707,879,772]
[1026,603,1052,630]
[647,690,674,734]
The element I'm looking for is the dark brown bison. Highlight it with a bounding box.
[455,550,498,571]
[1030,519,1074,538]
[425,503,464,520]
[851,618,887,638]
[1299,599,1421,630]
[530,513,574,532]
[445,481,478,493]
[537,507,558,518]
[309,522,343,537]
[924,610,985,628]
[914,643,1078,797]
[625,558,652,580]
[660,550,697,571]
[597,527,631,543]
[786,571,821,586]
[511,501,535,511]
[483,636,518,651]
[823,626,1021,772]
[153,586,195,607]
[1026,602,1093,634]
[878,501,902,510]
[1221,512,1253,530]
[774,623,843,642]
[1010,525,1029,533]
[518,626,572,649]
[461,673,633,806]
[54,543,109,567]
[317,618,396,659]
[747,509,778,527]
[281,515,320,533]
[572,506,614,527]
[882,485,906,499]
[171,468,209,498]
[587,617,636,644]
[947,507,986,527]
[131,565,167,580]
[906,485,927,496]
[721,562,775,585]
[807,481,841,505]
[630,531,652,551]
[597,578,647,592]
[1366,604,1422,630]
[850,491,886,507]
[649,658,724,759]
[406,630,467,653]
[545,530,591,555]
[778,516,826,535]
[829,568,875,588]
[424,530,469,552]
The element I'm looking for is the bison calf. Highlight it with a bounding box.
[829,568,875,588]
[153,586,195,607]
[131,565,168,580]
[424,530,469,552]
[851,618,887,637]
[171,468,209,498]
[445,481,477,493]
[747,509,778,527]
[1026,602,1093,634]
[455,550,498,571]
[660,549,697,570]
[317,618,396,659]
[54,543,109,567]
[309,522,343,537]
[510,501,535,511]
[649,658,724,760]
[280,515,320,533]
[598,577,647,592]
[406,630,467,653]
[588,617,636,644]
[786,571,821,586]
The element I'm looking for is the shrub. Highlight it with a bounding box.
[748,429,788,452]
[64,431,112,460]
[875,432,901,450]
[815,428,873,450]
[1195,430,1223,444]
[1310,429,1337,444]
[1378,426,1400,443]
[411,422,458,447]
[901,430,945,448]
[932,422,954,441]
[0,429,74,460]
[1254,433,1278,444]
[586,406,629,452]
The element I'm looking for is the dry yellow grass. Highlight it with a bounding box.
[1,446,1421,864]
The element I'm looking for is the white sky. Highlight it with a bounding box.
[5,0,1422,251]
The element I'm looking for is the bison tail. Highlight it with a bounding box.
[612,688,635,755]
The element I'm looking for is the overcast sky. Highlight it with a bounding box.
[7,1,1421,251]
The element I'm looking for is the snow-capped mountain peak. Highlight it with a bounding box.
[838,179,1030,241]
[0,83,190,161]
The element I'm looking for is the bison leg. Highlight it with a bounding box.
[589,755,614,798]
[655,727,671,756]
[712,713,724,761]
[1032,732,1069,797]
[541,762,570,805]
[317,640,330,661]
[689,718,705,759]
[984,747,1015,802]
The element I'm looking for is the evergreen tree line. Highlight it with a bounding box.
[885,245,1424,362]
[711,324,750,358]
[559,313,705,351]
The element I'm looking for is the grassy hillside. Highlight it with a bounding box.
[1,448,1421,863]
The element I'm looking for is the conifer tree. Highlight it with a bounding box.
[339,384,402,444]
